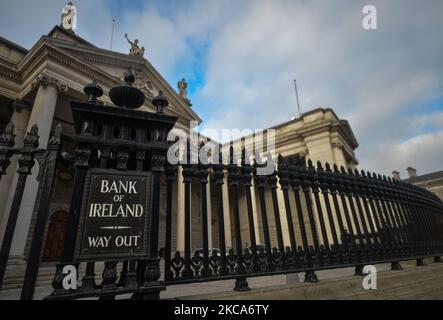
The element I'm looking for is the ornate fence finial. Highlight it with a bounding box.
[23,124,39,148]
[333,164,339,173]
[153,91,169,114]
[229,144,234,165]
[241,147,248,166]
[324,162,331,172]
[48,124,62,148]
[185,138,191,164]
[84,80,103,103]
[307,159,313,168]
[218,149,223,166]
[109,72,145,109]
[0,122,15,147]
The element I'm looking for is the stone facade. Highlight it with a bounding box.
[397,167,443,202]
[0,25,359,276]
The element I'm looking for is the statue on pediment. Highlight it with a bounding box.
[61,2,77,31]
[125,33,145,57]
[177,78,188,100]
[178,78,192,106]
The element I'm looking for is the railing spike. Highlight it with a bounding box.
[229,144,234,165]
[241,147,246,165]
[218,149,223,165]
[324,162,331,171]
[307,159,313,168]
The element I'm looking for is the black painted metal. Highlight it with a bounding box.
[228,146,249,291]
[163,153,443,288]
[0,77,442,299]
[0,124,40,291]
[21,125,63,300]
[41,77,176,300]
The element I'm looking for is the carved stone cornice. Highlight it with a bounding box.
[0,65,21,83]
[32,74,68,92]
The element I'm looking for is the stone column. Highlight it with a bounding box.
[0,101,31,230]
[222,172,232,249]
[2,74,67,261]
[206,178,213,248]
[176,165,185,252]
[277,179,290,247]
[250,177,261,245]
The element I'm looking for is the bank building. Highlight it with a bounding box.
[0,12,361,294]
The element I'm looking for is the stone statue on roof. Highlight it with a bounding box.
[177,78,188,100]
[61,2,77,31]
[125,33,145,57]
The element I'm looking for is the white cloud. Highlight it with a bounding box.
[1,0,442,176]
[361,130,443,178]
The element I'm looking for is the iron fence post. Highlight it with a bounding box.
[0,124,40,291]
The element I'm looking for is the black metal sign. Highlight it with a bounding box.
[75,169,152,261]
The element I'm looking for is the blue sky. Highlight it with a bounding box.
[0,0,442,177]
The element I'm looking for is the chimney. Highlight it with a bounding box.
[407,167,417,178]
[392,170,400,180]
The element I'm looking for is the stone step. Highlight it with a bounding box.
[0,260,166,296]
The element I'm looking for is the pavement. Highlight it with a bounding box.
[0,259,432,300]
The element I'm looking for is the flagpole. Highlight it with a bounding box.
[294,79,301,117]
[110,19,116,50]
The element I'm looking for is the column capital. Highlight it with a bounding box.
[331,141,344,149]
[32,74,68,93]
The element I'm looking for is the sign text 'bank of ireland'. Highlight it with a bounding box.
[75,170,152,261]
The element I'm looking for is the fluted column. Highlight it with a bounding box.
[277,178,291,247]
[222,172,232,248]
[2,74,67,260]
[176,165,185,252]
[0,101,31,230]
[206,177,213,248]
[250,176,262,245]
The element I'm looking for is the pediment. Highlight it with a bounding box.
[40,27,201,125]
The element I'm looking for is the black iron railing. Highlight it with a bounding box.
[0,77,442,300]
[162,147,443,289]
